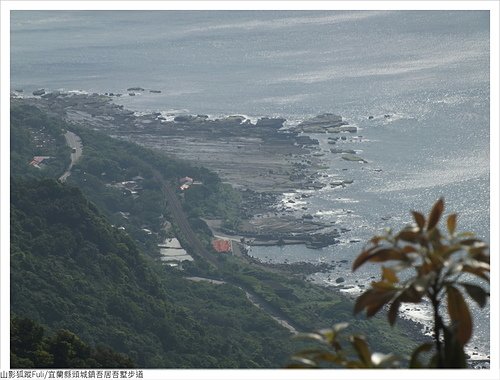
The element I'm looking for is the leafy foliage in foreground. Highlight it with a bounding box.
[289,199,490,368]
[289,322,400,368]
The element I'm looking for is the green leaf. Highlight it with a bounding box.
[387,299,401,326]
[409,342,434,368]
[352,247,377,271]
[427,198,444,231]
[350,336,372,366]
[352,248,409,271]
[293,332,327,344]
[459,283,489,308]
[396,230,421,243]
[371,280,396,290]
[440,245,462,260]
[354,288,396,317]
[447,214,457,235]
[332,322,349,333]
[459,238,484,246]
[368,249,411,264]
[382,267,399,283]
[446,285,472,345]
[370,352,399,368]
[412,211,426,230]
[285,363,312,368]
[456,231,475,238]
[318,322,349,346]
[312,351,344,365]
[443,326,467,368]
[462,262,490,282]
[294,349,330,359]
[468,247,490,263]
[288,356,318,368]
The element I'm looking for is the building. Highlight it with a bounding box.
[212,239,232,253]
[29,156,51,168]
[179,176,194,184]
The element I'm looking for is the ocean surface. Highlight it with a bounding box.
[10,10,491,360]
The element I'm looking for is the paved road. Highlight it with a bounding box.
[59,131,82,182]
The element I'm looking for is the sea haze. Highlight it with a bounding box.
[10,10,490,359]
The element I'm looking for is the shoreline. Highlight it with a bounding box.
[11,91,490,366]
[12,90,348,247]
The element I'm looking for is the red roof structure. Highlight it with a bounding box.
[212,239,232,253]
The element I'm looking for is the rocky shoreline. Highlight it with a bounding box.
[11,90,490,367]
[12,90,355,248]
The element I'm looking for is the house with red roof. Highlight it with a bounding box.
[212,239,232,253]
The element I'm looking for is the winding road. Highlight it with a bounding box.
[59,131,82,182]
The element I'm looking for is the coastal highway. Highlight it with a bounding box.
[59,131,82,182]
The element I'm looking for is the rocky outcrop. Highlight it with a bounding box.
[295,113,352,133]
[330,179,353,188]
[295,135,320,146]
[342,153,367,163]
[32,89,45,96]
[330,148,356,154]
[41,90,62,99]
[174,114,208,123]
[255,117,285,129]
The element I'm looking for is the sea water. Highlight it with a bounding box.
[10,10,490,360]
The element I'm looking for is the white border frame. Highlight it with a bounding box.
[1,2,498,380]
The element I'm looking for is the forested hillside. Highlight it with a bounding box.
[10,177,300,367]
[10,101,418,368]
[10,104,70,179]
[10,103,299,368]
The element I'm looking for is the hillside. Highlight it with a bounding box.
[10,100,419,368]
[10,178,298,367]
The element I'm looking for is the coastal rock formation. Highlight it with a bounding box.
[330,179,353,188]
[32,89,45,96]
[342,153,367,163]
[294,113,354,133]
[41,90,62,99]
[295,135,319,146]
[330,148,356,154]
[255,117,285,129]
[174,114,209,123]
[13,92,349,249]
